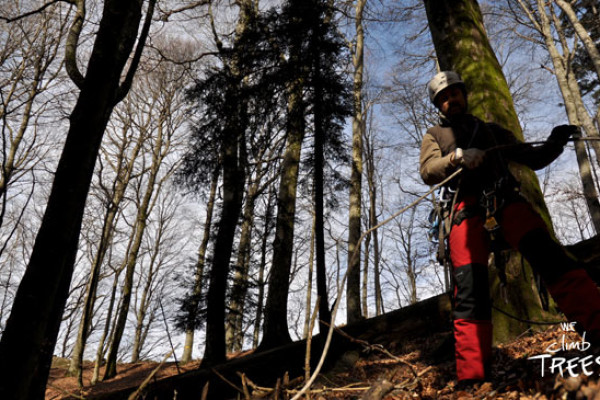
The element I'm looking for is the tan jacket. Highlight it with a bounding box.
[419,114,562,195]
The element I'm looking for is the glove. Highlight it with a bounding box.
[463,148,485,169]
[548,125,578,148]
[453,147,485,169]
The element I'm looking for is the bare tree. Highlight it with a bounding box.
[91,263,123,385]
[346,0,367,325]
[0,1,156,397]
[362,102,385,316]
[392,208,428,305]
[103,55,186,379]
[66,101,149,381]
[0,2,68,265]
[511,0,600,232]
[131,191,187,362]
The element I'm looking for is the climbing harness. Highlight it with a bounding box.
[426,136,600,320]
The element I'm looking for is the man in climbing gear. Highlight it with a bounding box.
[420,70,600,385]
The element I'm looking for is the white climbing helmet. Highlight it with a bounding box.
[427,71,465,104]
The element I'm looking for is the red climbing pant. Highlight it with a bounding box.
[449,197,600,382]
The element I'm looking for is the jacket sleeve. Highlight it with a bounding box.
[489,124,564,171]
[419,131,458,185]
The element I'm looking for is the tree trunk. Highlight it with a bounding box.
[91,271,121,385]
[202,137,245,365]
[424,0,561,343]
[555,0,600,79]
[259,2,308,349]
[200,0,258,367]
[181,166,220,364]
[362,225,370,319]
[311,19,332,334]
[372,176,383,315]
[226,177,257,353]
[364,119,384,315]
[253,189,275,348]
[303,214,316,338]
[201,6,252,367]
[346,0,367,325]
[131,223,163,362]
[259,75,305,350]
[0,1,153,398]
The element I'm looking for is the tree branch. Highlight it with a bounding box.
[208,1,224,53]
[147,42,220,66]
[158,0,211,22]
[115,0,157,105]
[65,0,85,88]
[0,0,72,23]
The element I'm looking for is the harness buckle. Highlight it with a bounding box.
[482,183,502,232]
[484,215,499,232]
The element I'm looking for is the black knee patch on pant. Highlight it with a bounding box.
[518,228,577,284]
[453,263,492,320]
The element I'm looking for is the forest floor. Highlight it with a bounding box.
[46,325,600,399]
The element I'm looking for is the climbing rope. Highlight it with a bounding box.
[492,304,566,326]
[486,136,600,153]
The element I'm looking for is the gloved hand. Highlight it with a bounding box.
[463,148,485,169]
[548,125,578,148]
[453,147,485,169]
